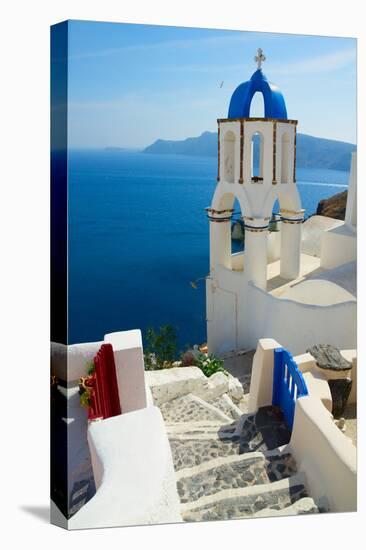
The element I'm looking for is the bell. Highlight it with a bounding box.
[268,213,280,232]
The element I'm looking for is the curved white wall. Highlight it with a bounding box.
[247,282,356,355]
[247,340,356,513]
[69,407,182,529]
[280,279,356,306]
[290,396,356,512]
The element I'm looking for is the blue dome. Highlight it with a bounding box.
[228,69,287,119]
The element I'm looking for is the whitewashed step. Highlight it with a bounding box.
[175,450,297,505]
[181,472,310,521]
[167,408,292,472]
[160,393,232,424]
[208,393,243,420]
[254,497,319,517]
[166,421,238,440]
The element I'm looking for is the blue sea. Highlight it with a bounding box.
[68,150,349,349]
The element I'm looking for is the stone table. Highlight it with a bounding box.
[306,344,352,417]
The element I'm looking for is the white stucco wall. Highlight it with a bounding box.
[275,122,296,184]
[52,330,147,414]
[280,220,302,279]
[301,215,343,258]
[247,340,356,513]
[290,396,356,512]
[68,407,182,530]
[219,121,241,184]
[51,329,150,529]
[308,261,356,297]
[302,371,332,413]
[279,279,355,306]
[245,225,269,290]
[248,338,280,413]
[104,329,147,414]
[206,265,249,356]
[247,282,356,356]
[320,223,357,270]
[145,366,207,406]
[208,273,356,358]
[267,230,281,263]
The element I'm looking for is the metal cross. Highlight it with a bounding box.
[255,48,266,70]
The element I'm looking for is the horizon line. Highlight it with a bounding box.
[67,129,357,151]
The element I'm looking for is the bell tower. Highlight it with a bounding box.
[206,50,304,355]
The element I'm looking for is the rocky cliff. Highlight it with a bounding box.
[316,190,348,220]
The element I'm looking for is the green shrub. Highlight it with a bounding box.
[87,361,95,376]
[79,388,92,409]
[144,325,178,370]
[194,353,227,377]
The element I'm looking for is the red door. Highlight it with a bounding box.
[87,343,121,421]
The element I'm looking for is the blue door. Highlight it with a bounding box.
[272,348,308,430]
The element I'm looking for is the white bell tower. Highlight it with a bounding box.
[206,50,304,355]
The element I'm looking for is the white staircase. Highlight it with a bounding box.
[159,391,319,521]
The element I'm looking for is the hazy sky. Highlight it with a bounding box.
[67,20,356,148]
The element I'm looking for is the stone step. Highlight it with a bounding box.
[160,393,232,424]
[181,472,310,522]
[166,421,238,440]
[175,450,297,504]
[253,497,319,518]
[207,393,243,420]
[169,436,239,471]
[232,406,292,454]
[168,407,291,472]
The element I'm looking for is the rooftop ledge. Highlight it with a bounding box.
[217,117,298,125]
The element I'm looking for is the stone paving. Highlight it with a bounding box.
[169,437,238,471]
[176,453,297,504]
[237,407,292,453]
[265,453,297,482]
[182,482,310,522]
[168,406,292,472]
[155,356,319,522]
[160,394,230,423]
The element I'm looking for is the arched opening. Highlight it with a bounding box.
[267,199,281,263]
[281,132,290,183]
[231,196,245,253]
[213,192,246,272]
[223,131,235,183]
[249,91,265,118]
[251,132,264,182]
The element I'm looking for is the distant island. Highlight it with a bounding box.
[144,131,356,171]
